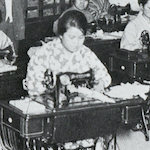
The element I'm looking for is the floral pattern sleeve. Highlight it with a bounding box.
[25,45,50,96]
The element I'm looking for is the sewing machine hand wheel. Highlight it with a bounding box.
[141,30,150,47]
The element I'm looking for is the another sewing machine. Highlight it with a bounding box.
[109,30,150,81]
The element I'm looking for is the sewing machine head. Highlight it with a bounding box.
[55,69,94,108]
[97,4,130,32]
[141,30,150,49]
[137,30,150,57]
[109,4,131,16]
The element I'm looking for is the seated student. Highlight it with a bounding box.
[53,0,113,35]
[24,9,111,150]
[25,10,111,97]
[120,0,150,51]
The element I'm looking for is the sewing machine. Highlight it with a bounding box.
[96,4,130,32]
[55,70,95,108]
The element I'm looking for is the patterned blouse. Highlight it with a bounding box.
[25,38,111,96]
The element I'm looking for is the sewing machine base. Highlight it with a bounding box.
[0,98,149,150]
[109,54,150,80]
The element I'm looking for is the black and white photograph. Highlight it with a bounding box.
[0,0,150,149]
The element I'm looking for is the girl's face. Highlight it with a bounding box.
[142,0,150,19]
[61,27,85,53]
[74,0,89,10]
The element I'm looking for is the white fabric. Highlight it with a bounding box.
[120,13,150,51]
[68,86,115,103]
[9,97,46,114]
[87,30,123,40]
[0,60,17,72]
[105,82,150,100]
[5,0,13,23]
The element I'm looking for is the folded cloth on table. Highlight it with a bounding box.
[87,30,123,40]
[64,139,94,150]
[9,97,46,114]
[105,82,150,100]
[67,85,115,103]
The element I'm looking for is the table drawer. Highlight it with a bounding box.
[1,107,45,138]
[122,105,142,124]
[109,56,149,78]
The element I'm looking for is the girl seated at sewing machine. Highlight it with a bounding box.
[25,10,111,99]
[24,10,112,150]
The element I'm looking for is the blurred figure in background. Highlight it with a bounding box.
[0,30,16,64]
[0,0,25,55]
[120,0,150,51]
[88,0,112,21]
[0,8,16,64]
[53,0,114,35]
[53,0,93,35]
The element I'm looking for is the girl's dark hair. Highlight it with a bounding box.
[57,10,87,36]
[138,0,149,6]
